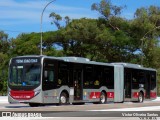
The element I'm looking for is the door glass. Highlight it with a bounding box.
[74,70,82,100]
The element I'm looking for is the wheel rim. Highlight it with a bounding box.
[60,96,66,104]
[100,94,106,103]
[139,93,143,102]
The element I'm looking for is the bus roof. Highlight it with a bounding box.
[111,63,156,71]
[57,56,113,67]
[12,55,156,71]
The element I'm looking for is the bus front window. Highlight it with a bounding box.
[9,64,41,87]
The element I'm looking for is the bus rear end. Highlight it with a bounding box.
[8,56,43,106]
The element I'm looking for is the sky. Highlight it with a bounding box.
[0,0,160,38]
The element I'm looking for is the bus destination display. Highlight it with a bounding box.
[14,58,39,64]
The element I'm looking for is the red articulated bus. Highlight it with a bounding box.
[8,55,157,107]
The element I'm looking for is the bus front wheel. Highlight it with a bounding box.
[59,92,69,105]
[138,92,144,103]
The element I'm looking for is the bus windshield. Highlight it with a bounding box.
[9,64,41,87]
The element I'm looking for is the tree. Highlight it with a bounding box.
[63,18,101,59]
[0,31,10,95]
[11,33,40,56]
[49,12,70,30]
[0,31,10,54]
[91,0,125,31]
[132,6,160,67]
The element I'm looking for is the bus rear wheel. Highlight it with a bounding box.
[138,92,144,103]
[59,92,69,105]
[100,92,107,104]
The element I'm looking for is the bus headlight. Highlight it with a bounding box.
[34,89,41,96]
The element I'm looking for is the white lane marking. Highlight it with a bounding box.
[0,97,8,104]
[0,101,8,103]
[90,106,160,111]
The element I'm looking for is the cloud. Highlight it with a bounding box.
[0,0,98,38]
[0,0,97,26]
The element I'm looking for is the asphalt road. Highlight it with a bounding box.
[0,97,160,120]
[0,100,160,111]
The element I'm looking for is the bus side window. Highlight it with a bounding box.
[94,65,102,87]
[58,62,69,85]
[49,71,54,82]
[44,71,48,80]
[84,65,93,88]
[139,71,145,84]
[44,70,54,83]
[103,67,114,89]
[151,72,156,90]
[132,70,139,89]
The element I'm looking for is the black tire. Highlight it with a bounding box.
[100,92,107,104]
[29,103,40,107]
[138,92,144,103]
[59,92,69,105]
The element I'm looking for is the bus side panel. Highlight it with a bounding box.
[114,65,124,102]
[150,71,157,100]
[42,86,71,104]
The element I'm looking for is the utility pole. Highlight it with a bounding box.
[40,0,56,55]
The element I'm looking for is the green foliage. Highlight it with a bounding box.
[63,18,101,59]
[0,31,10,95]
[0,0,160,95]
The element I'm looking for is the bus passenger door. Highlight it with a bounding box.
[73,69,83,100]
[42,59,57,104]
[125,70,132,98]
[145,72,151,99]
